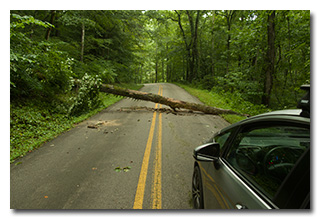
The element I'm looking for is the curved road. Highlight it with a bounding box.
[10,83,229,209]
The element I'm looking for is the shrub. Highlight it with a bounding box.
[68,73,102,116]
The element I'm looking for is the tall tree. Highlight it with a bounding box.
[223,10,236,74]
[45,10,56,40]
[80,22,85,62]
[10,10,310,110]
[211,10,216,77]
[172,10,202,82]
[262,10,276,106]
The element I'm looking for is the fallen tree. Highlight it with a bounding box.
[100,84,246,116]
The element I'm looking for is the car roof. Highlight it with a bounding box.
[249,109,303,118]
[220,109,309,133]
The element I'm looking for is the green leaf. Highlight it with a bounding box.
[123,166,131,172]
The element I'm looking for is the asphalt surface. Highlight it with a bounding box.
[10,83,229,209]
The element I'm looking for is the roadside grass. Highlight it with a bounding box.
[176,83,270,124]
[10,83,143,163]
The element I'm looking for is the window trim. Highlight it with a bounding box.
[219,127,240,158]
[214,128,237,156]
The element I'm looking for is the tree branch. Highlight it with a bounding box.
[100,84,246,116]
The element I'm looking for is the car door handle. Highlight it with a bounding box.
[235,203,248,209]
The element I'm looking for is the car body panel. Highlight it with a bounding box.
[193,109,310,209]
[199,160,273,209]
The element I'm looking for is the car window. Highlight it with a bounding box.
[214,131,232,153]
[225,125,310,200]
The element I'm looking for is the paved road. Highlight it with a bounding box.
[10,83,229,209]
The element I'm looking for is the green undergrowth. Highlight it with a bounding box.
[10,83,143,163]
[176,83,270,124]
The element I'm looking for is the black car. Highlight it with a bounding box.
[192,85,310,209]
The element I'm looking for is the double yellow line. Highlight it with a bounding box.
[133,85,163,209]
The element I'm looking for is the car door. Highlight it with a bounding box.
[201,120,310,209]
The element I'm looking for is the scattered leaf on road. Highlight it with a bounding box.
[114,166,131,172]
[123,166,131,172]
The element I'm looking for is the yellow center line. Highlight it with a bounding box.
[133,86,161,209]
[152,85,163,209]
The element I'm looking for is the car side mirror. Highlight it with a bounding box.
[193,143,220,162]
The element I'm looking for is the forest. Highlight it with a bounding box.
[11,10,310,108]
[10,10,310,161]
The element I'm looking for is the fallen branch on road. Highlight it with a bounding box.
[100,84,247,116]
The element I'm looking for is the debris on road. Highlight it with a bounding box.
[100,84,246,116]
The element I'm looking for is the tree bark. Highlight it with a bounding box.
[162,59,165,82]
[185,10,201,81]
[174,10,192,82]
[155,47,158,83]
[224,10,236,75]
[80,23,85,62]
[191,10,200,80]
[45,10,56,40]
[99,84,245,116]
[211,10,215,77]
[262,11,276,106]
[155,59,158,83]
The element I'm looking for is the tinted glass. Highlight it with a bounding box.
[225,125,310,199]
[214,131,232,154]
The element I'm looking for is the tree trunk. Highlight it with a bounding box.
[162,59,165,82]
[80,23,85,62]
[211,10,215,77]
[175,10,192,82]
[99,84,245,116]
[193,11,200,80]
[155,59,158,83]
[186,10,201,82]
[166,44,170,82]
[262,11,276,106]
[45,10,56,40]
[224,10,236,75]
